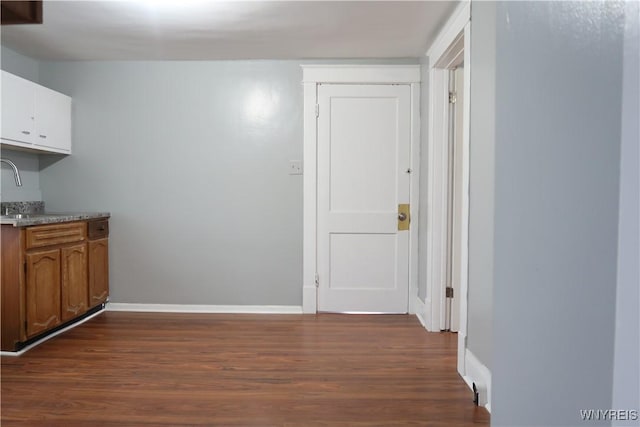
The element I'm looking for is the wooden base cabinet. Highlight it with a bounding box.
[61,243,89,322]
[25,249,62,337]
[1,219,109,351]
[88,238,108,307]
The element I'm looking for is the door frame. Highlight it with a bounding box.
[423,1,471,376]
[301,65,421,314]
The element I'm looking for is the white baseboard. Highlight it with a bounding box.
[412,295,429,330]
[462,348,492,413]
[106,303,303,314]
[408,289,418,314]
[0,308,106,356]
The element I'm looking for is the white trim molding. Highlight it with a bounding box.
[424,0,472,382]
[301,65,421,314]
[409,82,422,314]
[462,348,492,413]
[302,80,318,314]
[412,295,428,330]
[427,1,471,62]
[301,65,420,84]
[425,64,450,331]
[106,303,303,314]
[457,22,472,375]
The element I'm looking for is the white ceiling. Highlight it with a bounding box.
[0,1,458,60]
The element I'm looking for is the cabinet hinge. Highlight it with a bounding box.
[315,273,319,288]
[315,104,319,118]
[445,287,454,298]
[449,92,457,104]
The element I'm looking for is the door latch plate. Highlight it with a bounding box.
[398,204,410,231]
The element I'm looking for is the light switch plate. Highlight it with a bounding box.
[289,160,303,175]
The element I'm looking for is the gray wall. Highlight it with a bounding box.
[490,2,626,426]
[37,59,417,306]
[38,60,305,305]
[0,46,42,202]
[0,148,42,201]
[466,0,496,369]
[612,1,639,425]
[1,45,39,81]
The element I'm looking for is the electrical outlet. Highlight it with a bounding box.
[289,160,303,175]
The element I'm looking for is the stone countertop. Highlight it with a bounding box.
[0,212,111,227]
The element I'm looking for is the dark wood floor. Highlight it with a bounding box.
[1,312,489,426]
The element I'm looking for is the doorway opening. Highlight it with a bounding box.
[301,65,421,315]
[424,1,471,377]
[444,64,464,332]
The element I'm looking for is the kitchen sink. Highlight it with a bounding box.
[1,213,32,219]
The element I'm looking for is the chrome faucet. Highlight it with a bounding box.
[0,158,23,186]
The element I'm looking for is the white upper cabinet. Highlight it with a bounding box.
[1,70,72,154]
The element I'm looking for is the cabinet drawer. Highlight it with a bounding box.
[87,219,109,240]
[26,222,86,249]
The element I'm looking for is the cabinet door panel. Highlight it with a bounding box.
[26,249,61,337]
[34,85,72,153]
[88,239,109,307]
[1,70,35,146]
[61,243,88,321]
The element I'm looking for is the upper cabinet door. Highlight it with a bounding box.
[1,70,35,147]
[34,85,72,154]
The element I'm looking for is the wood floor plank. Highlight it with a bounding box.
[1,312,489,426]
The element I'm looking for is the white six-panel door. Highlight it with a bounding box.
[317,84,411,313]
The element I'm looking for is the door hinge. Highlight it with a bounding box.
[315,104,319,118]
[315,273,320,288]
[449,92,457,104]
[445,287,454,298]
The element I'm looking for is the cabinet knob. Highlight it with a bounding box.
[39,135,47,139]
[21,131,30,135]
